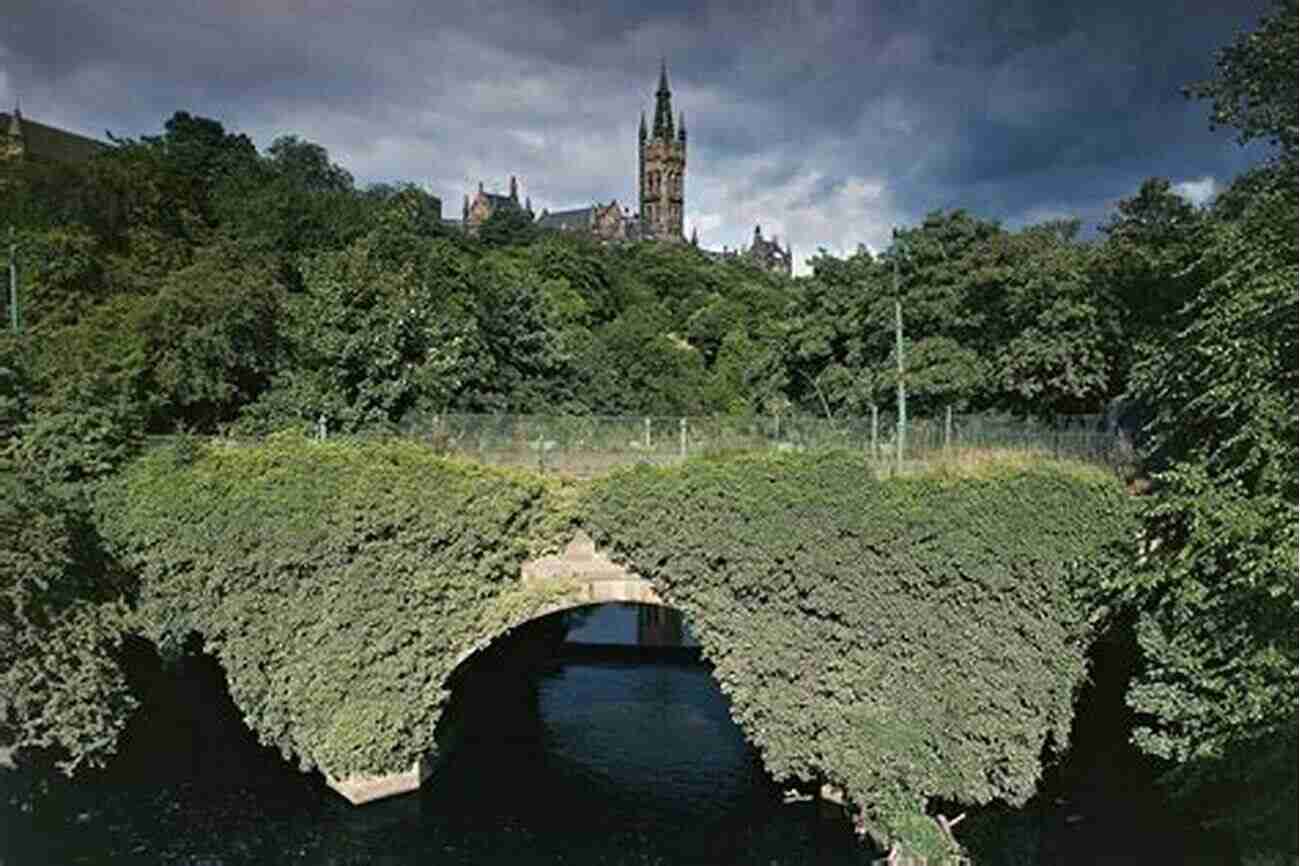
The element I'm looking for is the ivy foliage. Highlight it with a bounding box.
[580,452,1133,857]
[0,474,137,776]
[97,435,580,779]
[94,436,1131,856]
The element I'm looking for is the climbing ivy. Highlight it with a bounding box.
[97,433,579,779]
[98,438,1131,863]
[580,451,1133,858]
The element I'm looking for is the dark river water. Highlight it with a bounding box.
[1,604,1237,865]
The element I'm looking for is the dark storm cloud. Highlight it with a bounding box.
[0,0,1278,271]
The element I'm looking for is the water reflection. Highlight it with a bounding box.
[0,604,867,865]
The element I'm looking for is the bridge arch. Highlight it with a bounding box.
[327,529,686,805]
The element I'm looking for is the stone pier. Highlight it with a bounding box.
[326,754,438,805]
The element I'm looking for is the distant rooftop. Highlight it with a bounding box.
[2,111,108,164]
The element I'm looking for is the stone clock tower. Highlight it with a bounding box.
[638,62,686,241]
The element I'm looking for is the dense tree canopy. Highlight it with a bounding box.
[1107,3,1299,860]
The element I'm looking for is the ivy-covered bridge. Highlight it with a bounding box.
[99,434,1133,859]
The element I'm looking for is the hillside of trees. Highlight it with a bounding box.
[1,110,1243,454]
[1,1,1295,861]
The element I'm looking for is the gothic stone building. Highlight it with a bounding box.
[1,106,106,169]
[458,63,792,276]
[461,62,687,245]
[460,175,532,237]
[698,224,792,277]
[638,61,686,241]
[744,224,793,276]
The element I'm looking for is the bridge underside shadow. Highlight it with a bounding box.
[325,530,671,805]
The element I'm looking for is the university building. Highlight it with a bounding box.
[1,105,106,169]
[457,64,793,276]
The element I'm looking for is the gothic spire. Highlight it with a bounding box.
[639,110,647,140]
[678,111,686,142]
[652,60,674,140]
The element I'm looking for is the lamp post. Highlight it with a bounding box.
[892,229,908,473]
[7,226,18,335]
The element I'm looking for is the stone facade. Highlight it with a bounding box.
[745,224,793,276]
[2,109,22,163]
[638,61,686,242]
[458,64,693,246]
[0,106,106,169]
[461,175,531,237]
[452,64,789,264]
[698,224,794,277]
[536,199,637,241]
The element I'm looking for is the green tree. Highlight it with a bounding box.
[5,227,104,333]
[581,304,710,416]
[457,249,587,412]
[477,204,538,248]
[785,246,882,415]
[1095,178,1205,385]
[987,222,1118,415]
[1112,6,1300,856]
[212,135,368,288]
[237,235,482,433]
[1184,0,1298,162]
[1119,162,1298,861]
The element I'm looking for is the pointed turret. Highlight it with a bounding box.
[678,111,686,142]
[509,175,518,201]
[639,110,647,141]
[652,60,674,140]
[7,102,22,139]
[462,194,469,222]
[690,226,699,247]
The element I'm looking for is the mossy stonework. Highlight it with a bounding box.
[98,438,1133,859]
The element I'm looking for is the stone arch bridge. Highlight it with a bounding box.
[327,529,668,805]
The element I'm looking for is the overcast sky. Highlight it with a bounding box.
[1,0,1276,273]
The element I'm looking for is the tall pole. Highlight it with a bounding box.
[893,234,906,472]
[7,226,18,335]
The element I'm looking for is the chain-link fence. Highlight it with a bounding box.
[145,412,1131,478]
[398,412,1128,476]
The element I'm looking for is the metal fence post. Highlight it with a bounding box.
[7,226,19,336]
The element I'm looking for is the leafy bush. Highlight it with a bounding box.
[97,434,578,778]
[580,451,1133,858]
